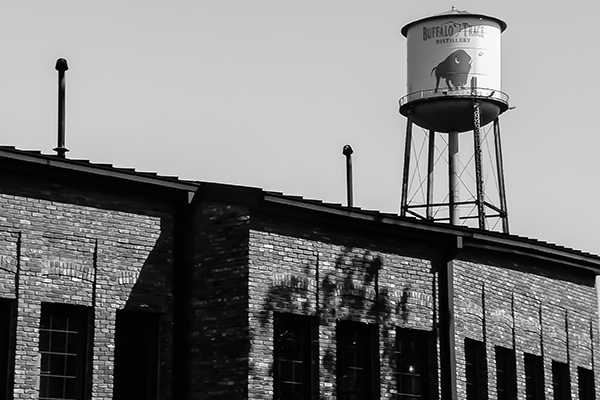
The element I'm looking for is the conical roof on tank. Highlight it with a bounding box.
[400,8,507,37]
[399,8,509,133]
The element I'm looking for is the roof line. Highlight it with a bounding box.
[263,193,600,272]
[464,241,600,272]
[469,233,600,269]
[264,193,469,234]
[0,147,198,192]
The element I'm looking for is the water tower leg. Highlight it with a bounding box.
[426,130,436,220]
[473,101,487,230]
[448,131,459,225]
[493,118,510,233]
[400,116,413,217]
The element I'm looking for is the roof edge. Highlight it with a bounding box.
[262,193,600,274]
[0,146,198,192]
[401,11,507,37]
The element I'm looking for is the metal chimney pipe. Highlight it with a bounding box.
[342,145,354,207]
[54,58,69,158]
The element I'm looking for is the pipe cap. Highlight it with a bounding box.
[55,58,69,72]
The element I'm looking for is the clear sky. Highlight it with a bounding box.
[2,1,600,255]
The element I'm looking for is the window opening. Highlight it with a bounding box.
[39,303,89,400]
[113,310,160,400]
[274,313,314,400]
[524,353,544,400]
[465,338,487,400]
[0,298,16,400]
[337,320,375,400]
[495,346,516,400]
[552,361,570,400]
[578,366,595,400]
[395,328,431,399]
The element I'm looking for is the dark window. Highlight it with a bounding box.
[465,338,487,400]
[495,346,516,400]
[273,313,314,400]
[578,367,595,400]
[113,310,160,400]
[1,298,16,400]
[39,303,89,400]
[524,353,544,400]
[395,328,430,399]
[337,320,375,400]
[552,361,570,400]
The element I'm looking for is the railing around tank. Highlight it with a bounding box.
[399,87,509,107]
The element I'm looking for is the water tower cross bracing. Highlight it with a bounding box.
[399,8,510,233]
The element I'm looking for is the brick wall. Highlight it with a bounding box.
[189,202,251,400]
[454,258,600,399]
[247,217,437,399]
[0,175,175,400]
[243,213,600,399]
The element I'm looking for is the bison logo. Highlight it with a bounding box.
[431,49,472,92]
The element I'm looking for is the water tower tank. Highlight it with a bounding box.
[399,8,508,133]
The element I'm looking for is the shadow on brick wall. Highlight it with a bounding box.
[259,245,412,394]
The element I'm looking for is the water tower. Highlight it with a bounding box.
[399,8,510,232]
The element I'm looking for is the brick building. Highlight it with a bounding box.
[0,146,598,399]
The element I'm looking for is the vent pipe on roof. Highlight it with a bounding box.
[54,58,69,158]
[342,145,354,207]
